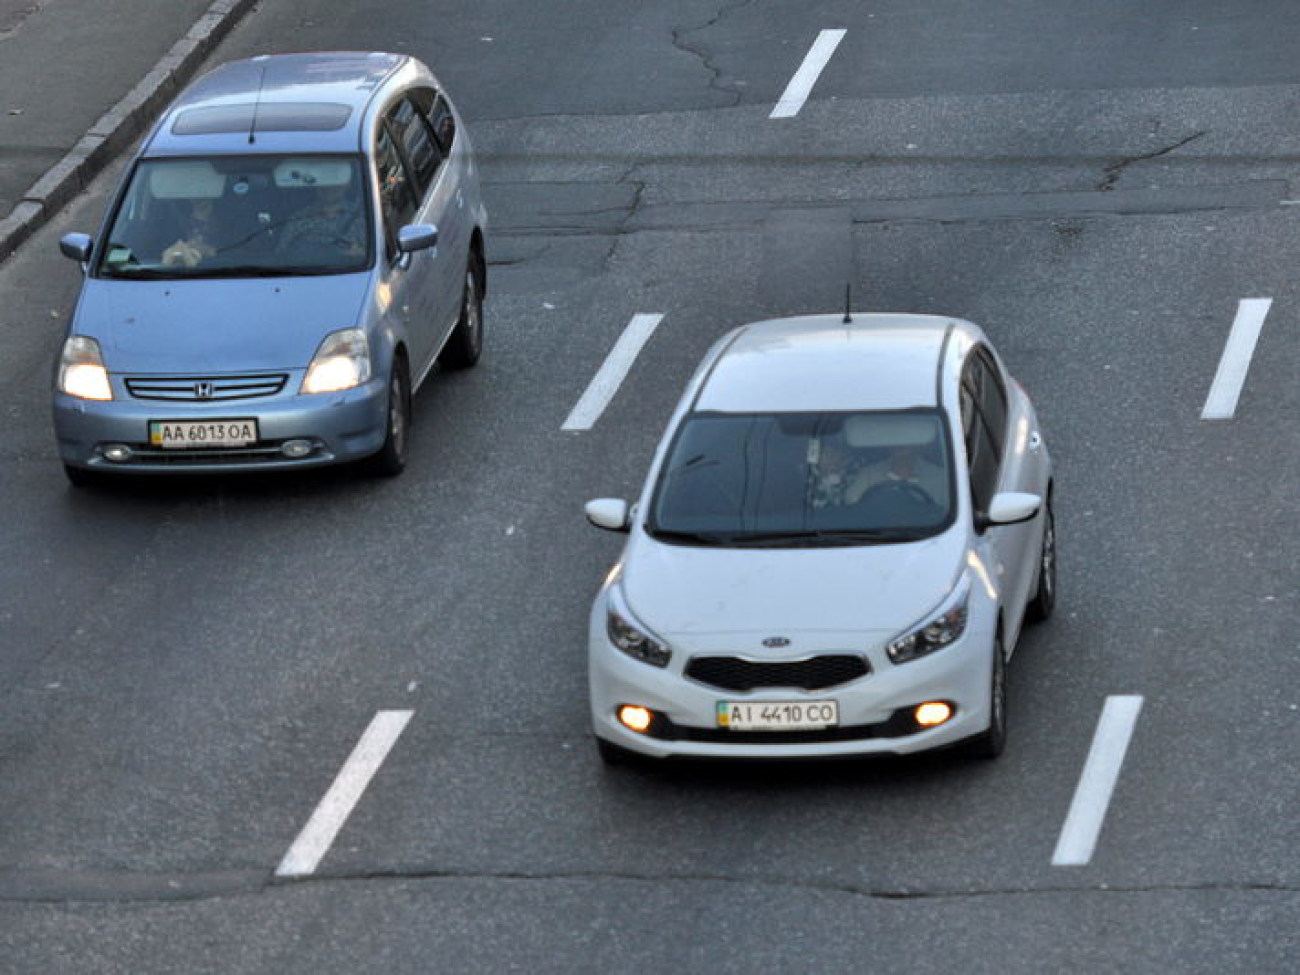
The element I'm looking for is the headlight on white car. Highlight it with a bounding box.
[886,576,971,664]
[606,588,671,668]
[57,335,112,401]
[301,328,371,394]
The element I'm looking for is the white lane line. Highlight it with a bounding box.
[1202,298,1272,420]
[1052,695,1144,867]
[276,709,413,878]
[770,29,847,119]
[562,313,664,431]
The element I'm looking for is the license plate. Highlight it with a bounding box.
[716,700,839,731]
[149,419,258,449]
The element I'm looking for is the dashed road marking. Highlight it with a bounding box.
[1052,695,1144,867]
[1202,298,1271,420]
[276,710,413,878]
[770,29,847,119]
[562,313,664,431]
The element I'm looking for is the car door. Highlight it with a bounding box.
[959,347,1039,647]
[372,119,429,376]
[386,89,464,378]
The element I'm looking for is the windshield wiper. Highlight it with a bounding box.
[166,265,326,279]
[647,528,733,546]
[724,529,925,547]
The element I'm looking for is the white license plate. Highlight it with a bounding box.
[716,700,839,731]
[149,419,258,448]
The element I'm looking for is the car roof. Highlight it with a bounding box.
[693,313,971,414]
[143,52,411,157]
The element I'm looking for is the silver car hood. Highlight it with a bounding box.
[73,274,371,373]
[620,529,968,646]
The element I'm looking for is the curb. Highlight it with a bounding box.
[0,0,258,265]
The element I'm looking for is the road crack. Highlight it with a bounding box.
[670,0,756,105]
[1098,131,1206,191]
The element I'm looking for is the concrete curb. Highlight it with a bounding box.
[0,0,258,264]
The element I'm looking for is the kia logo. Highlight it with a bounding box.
[762,637,790,648]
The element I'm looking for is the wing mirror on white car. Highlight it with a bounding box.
[980,491,1042,531]
[585,498,632,532]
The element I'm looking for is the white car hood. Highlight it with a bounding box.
[620,529,968,647]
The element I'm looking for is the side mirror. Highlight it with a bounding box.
[585,498,631,532]
[978,492,1042,531]
[59,232,93,263]
[397,223,438,255]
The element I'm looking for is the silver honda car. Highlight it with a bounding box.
[53,52,488,484]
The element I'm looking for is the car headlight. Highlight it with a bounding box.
[58,335,112,401]
[301,328,371,394]
[886,576,971,664]
[606,588,671,668]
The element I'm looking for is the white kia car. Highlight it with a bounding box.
[585,312,1054,763]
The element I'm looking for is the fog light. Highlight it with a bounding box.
[914,702,953,727]
[617,705,655,734]
[102,444,133,463]
[281,439,314,459]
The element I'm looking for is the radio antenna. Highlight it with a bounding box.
[842,283,853,324]
[248,58,269,145]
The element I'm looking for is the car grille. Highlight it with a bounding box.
[125,374,288,402]
[640,709,922,744]
[684,654,871,692]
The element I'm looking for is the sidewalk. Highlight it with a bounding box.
[0,0,256,263]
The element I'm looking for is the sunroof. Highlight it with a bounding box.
[173,102,352,135]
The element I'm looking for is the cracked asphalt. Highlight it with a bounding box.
[2,0,1300,971]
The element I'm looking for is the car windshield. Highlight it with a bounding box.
[648,410,956,547]
[95,154,372,279]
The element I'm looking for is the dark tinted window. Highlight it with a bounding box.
[385,93,442,195]
[960,353,1002,516]
[172,102,352,135]
[374,126,417,253]
[649,410,953,546]
[429,95,456,151]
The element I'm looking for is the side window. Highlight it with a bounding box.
[385,92,442,196]
[429,94,456,153]
[974,348,1008,457]
[374,125,417,256]
[960,360,999,516]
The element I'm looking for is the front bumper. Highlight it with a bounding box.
[588,597,997,761]
[53,376,388,474]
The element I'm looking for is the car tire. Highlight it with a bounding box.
[439,257,483,370]
[1025,495,1056,623]
[365,362,410,477]
[965,634,1006,760]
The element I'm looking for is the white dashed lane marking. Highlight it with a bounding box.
[1052,695,1144,867]
[276,710,413,878]
[1202,298,1271,420]
[770,29,847,119]
[562,313,664,431]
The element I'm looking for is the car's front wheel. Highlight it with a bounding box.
[365,362,410,477]
[965,634,1007,760]
[1026,494,1056,623]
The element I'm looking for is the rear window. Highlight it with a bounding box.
[172,102,352,135]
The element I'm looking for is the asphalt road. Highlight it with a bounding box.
[1,1,1299,971]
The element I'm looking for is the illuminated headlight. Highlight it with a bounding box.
[301,328,371,394]
[58,336,112,401]
[606,589,671,668]
[887,577,971,664]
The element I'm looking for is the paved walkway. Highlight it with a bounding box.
[0,0,255,262]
